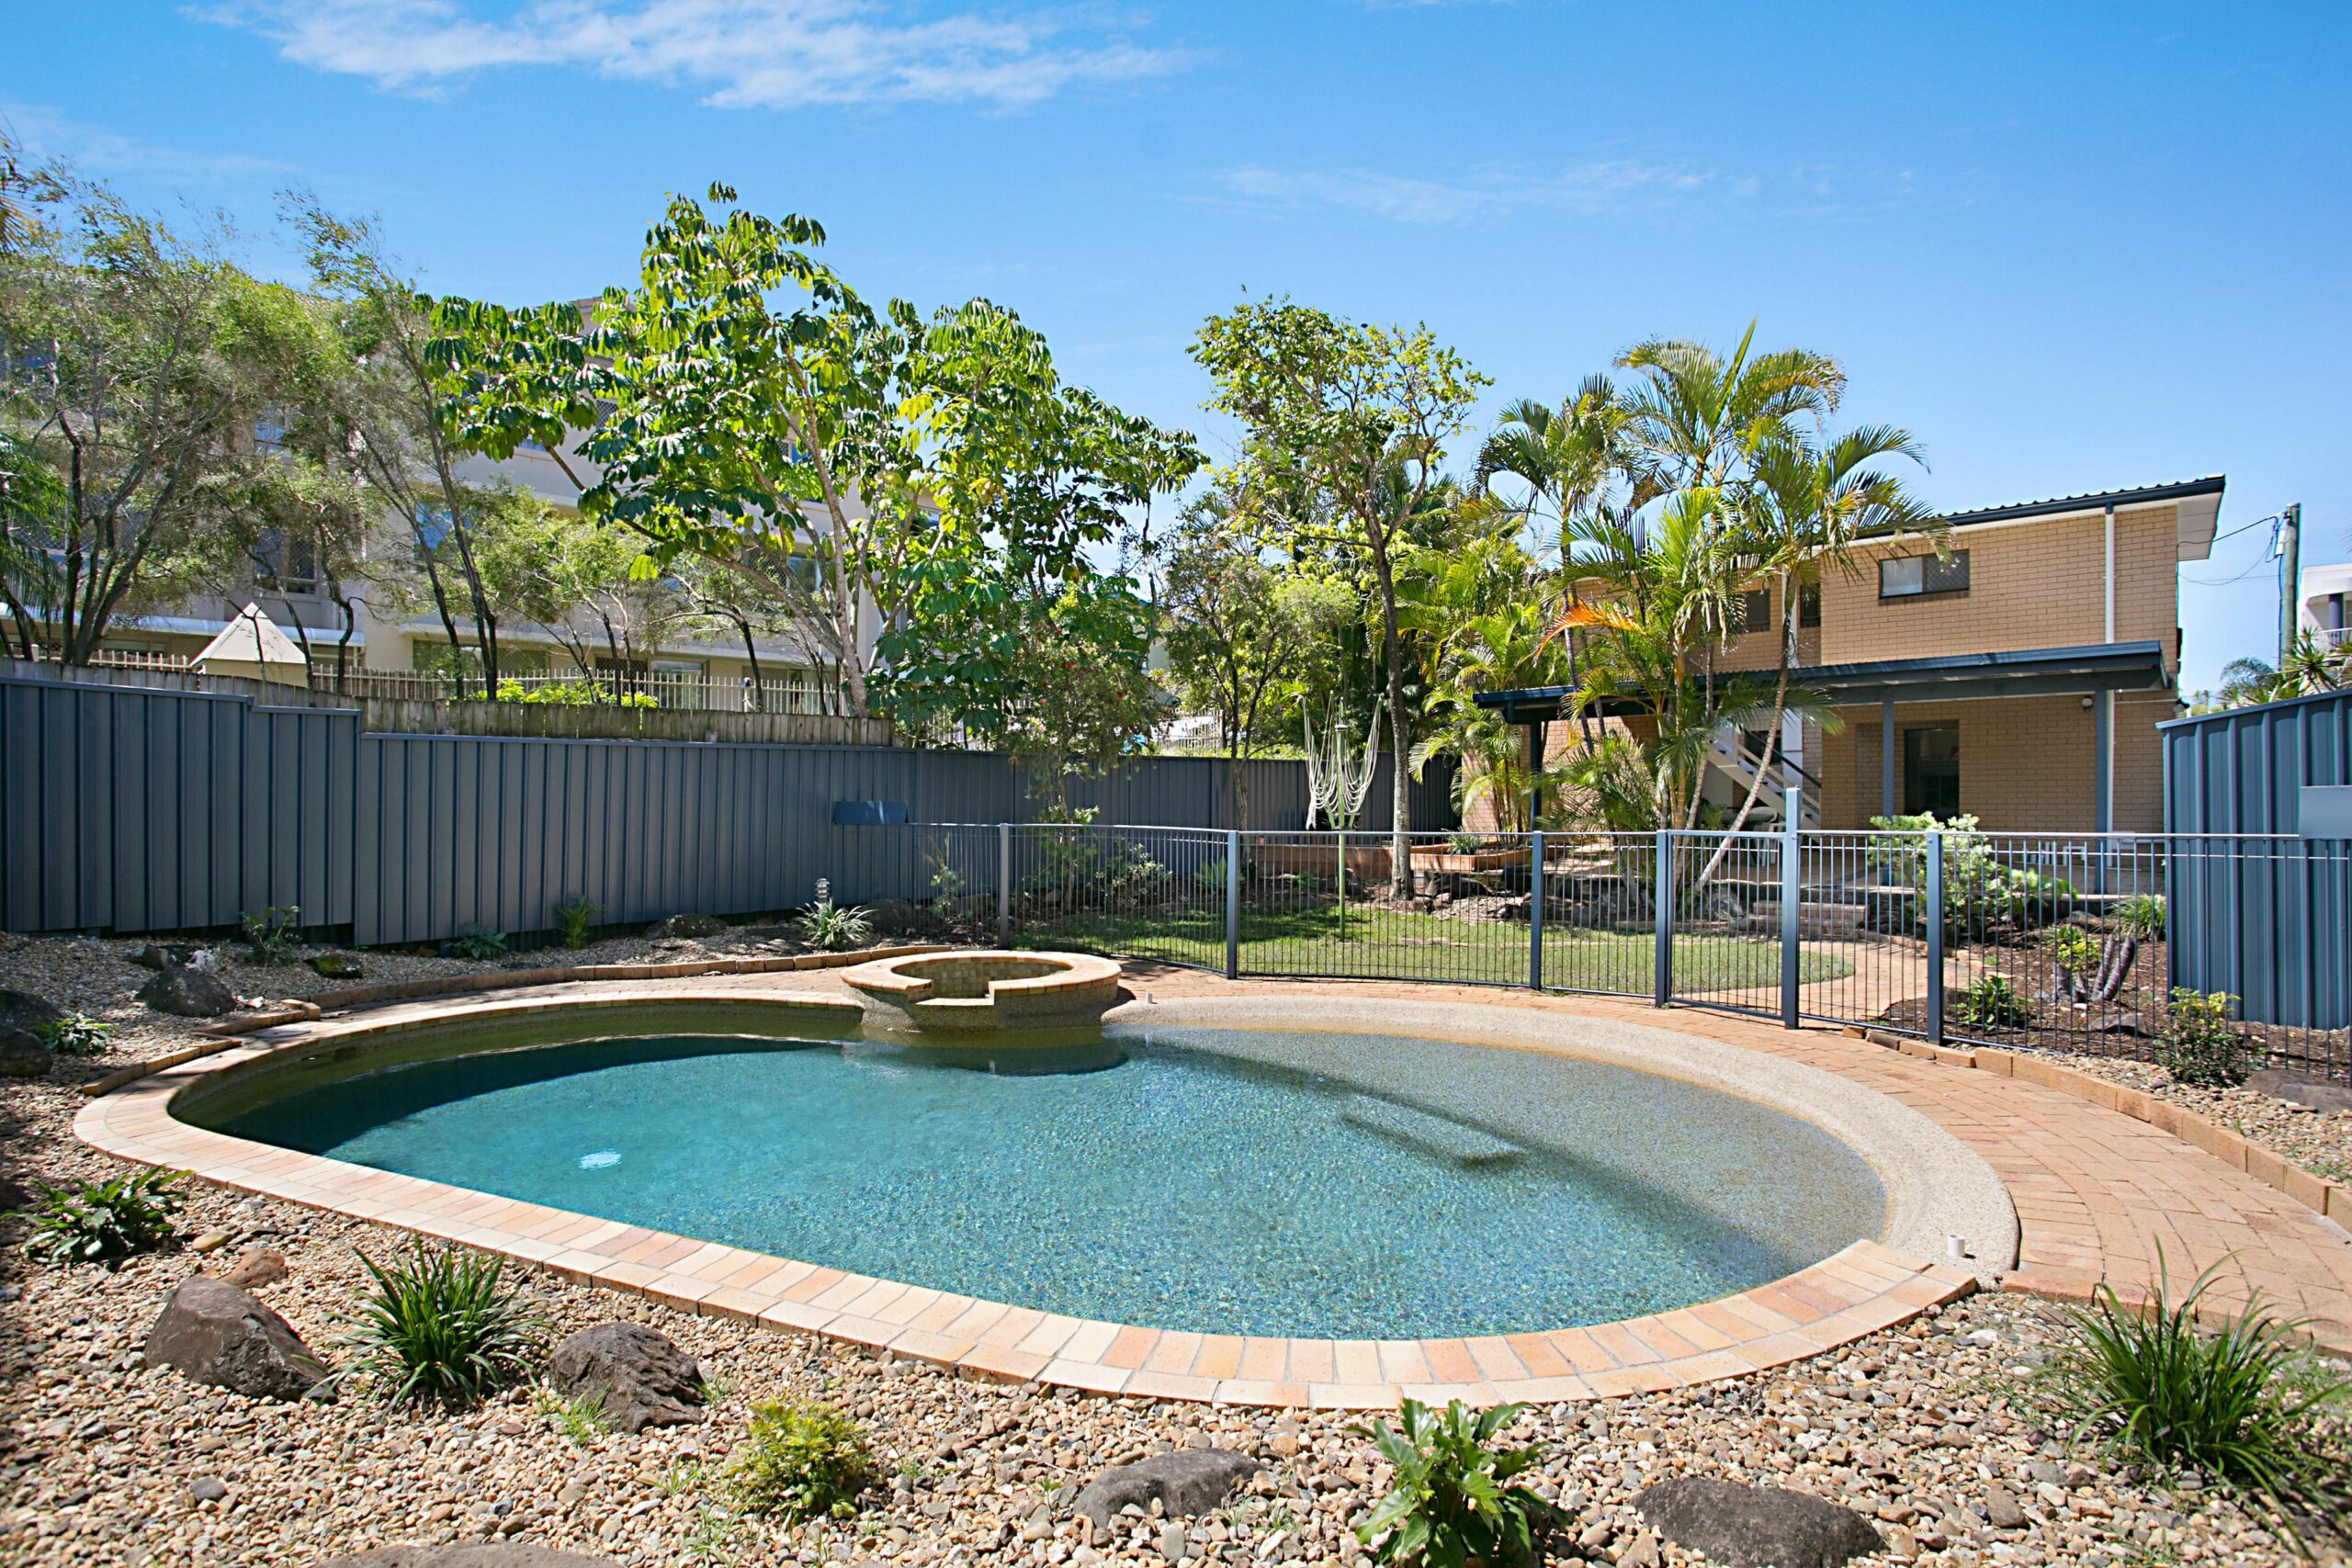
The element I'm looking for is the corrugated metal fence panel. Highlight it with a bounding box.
[0,677,353,934]
[0,674,1461,945]
[2161,691,2352,1031]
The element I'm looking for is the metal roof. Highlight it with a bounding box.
[1476,639,2174,720]
[1917,475,2226,562]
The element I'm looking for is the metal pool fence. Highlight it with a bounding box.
[894,821,2350,1083]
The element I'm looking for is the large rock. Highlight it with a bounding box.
[546,1322,707,1433]
[144,1274,329,1399]
[646,912,729,940]
[1636,1478,1884,1568]
[2246,1068,2352,1115]
[136,966,238,1018]
[1073,1450,1262,1529]
[315,1550,619,1567]
[0,1024,52,1078]
[0,988,64,1035]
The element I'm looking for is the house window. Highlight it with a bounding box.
[1736,589,1770,635]
[1903,726,1962,818]
[253,409,290,456]
[1880,550,1970,599]
[1799,581,1821,627]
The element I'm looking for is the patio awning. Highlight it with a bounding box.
[1475,639,2173,722]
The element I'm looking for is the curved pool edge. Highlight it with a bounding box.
[1107,995,2021,1281]
[74,983,1984,1410]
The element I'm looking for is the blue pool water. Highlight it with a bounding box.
[207,1024,1883,1338]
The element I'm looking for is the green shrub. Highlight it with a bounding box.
[24,1168,183,1266]
[1957,974,2031,1029]
[496,678,657,708]
[553,896,599,950]
[240,904,301,964]
[1352,1398,1555,1568]
[1999,868,2077,929]
[796,880,872,952]
[2037,1257,2350,1543]
[2156,988,2260,1088]
[446,925,508,960]
[1447,831,1487,855]
[340,1240,544,1408]
[36,1011,116,1056]
[2113,894,2167,941]
[2044,922,2099,976]
[727,1399,879,1523]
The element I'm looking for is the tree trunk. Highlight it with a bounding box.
[1375,548,1413,898]
[1696,577,1799,891]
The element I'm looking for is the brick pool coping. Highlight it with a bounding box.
[72,984,1979,1408]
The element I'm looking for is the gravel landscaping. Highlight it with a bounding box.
[1,934,2346,1566]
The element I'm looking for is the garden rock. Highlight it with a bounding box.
[310,953,366,979]
[315,1550,620,1567]
[2245,1068,2352,1115]
[646,913,728,940]
[1636,1477,1885,1568]
[0,1023,52,1078]
[136,965,238,1018]
[143,1274,329,1399]
[0,987,65,1035]
[130,943,198,971]
[1073,1449,1262,1529]
[220,1247,290,1289]
[545,1322,707,1432]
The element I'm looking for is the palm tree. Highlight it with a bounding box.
[2211,634,2348,709]
[1698,424,1936,858]
[1614,323,1845,494]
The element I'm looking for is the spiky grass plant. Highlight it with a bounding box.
[795,880,872,952]
[2039,1257,2349,1548]
[341,1240,544,1409]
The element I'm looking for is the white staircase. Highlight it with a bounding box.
[1704,726,1821,830]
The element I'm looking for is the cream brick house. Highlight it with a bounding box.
[1477,477,2227,833]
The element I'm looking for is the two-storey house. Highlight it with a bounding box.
[1478,476,2227,833]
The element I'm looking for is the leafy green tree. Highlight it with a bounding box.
[287,197,518,693]
[1193,300,1489,889]
[430,185,1196,719]
[0,170,309,663]
[1148,491,1355,828]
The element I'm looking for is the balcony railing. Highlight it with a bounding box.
[307,666,839,715]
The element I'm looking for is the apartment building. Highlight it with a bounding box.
[2299,560,2352,653]
[1478,476,2227,833]
[83,434,849,713]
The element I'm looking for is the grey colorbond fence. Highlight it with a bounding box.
[0,674,1454,947]
[2163,689,2352,1032]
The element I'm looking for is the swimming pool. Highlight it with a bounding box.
[197,1021,1884,1340]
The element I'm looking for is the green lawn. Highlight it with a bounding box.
[1012,901,1852,994]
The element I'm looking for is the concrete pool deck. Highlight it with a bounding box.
[74,968,2352,1405]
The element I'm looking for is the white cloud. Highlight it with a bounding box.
[190,0,1193,108]
[1216,160,1720,225]
[3,101,297,184]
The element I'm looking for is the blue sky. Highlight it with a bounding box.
[10,2,2347,692]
